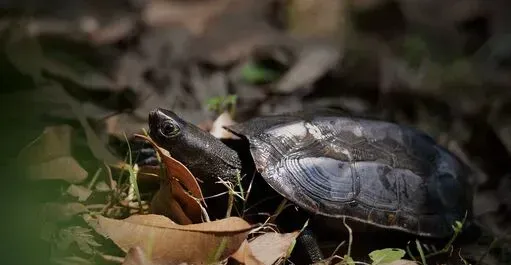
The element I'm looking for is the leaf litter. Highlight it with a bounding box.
[232,231,300,265]
[10,1,505,265]
[22,108,425,265]
[85,214,253,265]
[20,125,88,184]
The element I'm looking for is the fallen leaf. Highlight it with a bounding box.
[207,35,272,66]
[57,226,101,255]
[66,184,93,202]
[231,232,299,265]
[122,247,156,265]
[88,16,137,46]
[68,97,121,165]
[287,0,345,38]
[275,46,341,94]
[150,177,194,225]
[40,202,88,223]
[4,24,46,82]
[249,232,299,265]
[135,134,206,224]
[27,156,88,184]
[87,214,253,265]
[52,256,95,265]
[142,0,234,36]
[18,125,73,163]
[95,181,112,192]
[135,134,204,202]
[230,240,263,265]
[473,190,500,216]
[210,111,238,139]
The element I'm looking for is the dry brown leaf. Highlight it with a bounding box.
[150,177,194,225]
[68,98,121,165]
[248,232,299,265]
[87,214,253,265]
[142,0,234,36]
[27,156,88,184]
[288,0,345,38]
[19,125,73,163]
[135,134,204,201]
[230,239,263,265]
[66,184,93,202]
[88,16,137,46]
[19,125,88,183]
[40,202,88,223]
[210,111,238,139]
[122,246,156,265]
[135,134,205,224]
[231,232,299,265]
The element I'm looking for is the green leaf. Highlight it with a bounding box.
[343,255,355,265]
[241,62,279,84]
[369,248,406,265]
[454,221,463,230]
[206,94,238,115]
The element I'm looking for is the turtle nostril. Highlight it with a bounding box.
[148,110,159,123]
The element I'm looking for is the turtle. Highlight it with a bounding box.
[146,108,473,261]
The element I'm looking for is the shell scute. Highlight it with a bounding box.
[226,114,471,237]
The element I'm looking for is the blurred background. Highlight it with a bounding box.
[0,0,510,264]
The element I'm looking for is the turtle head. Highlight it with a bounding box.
[148,108,188,146]
[148,108,242,184]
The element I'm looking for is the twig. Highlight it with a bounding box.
[87,167,103,190]
[477,227,510,265]
[416,239,428,265]
[241,170,256,217]
[268,198,289,224]
[225,189,234,218]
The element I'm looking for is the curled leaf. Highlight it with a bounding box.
[87,214,253,265]
[135,134,205,224]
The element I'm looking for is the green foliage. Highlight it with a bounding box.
[124,134,143,212]
[402,35,430,69]
[342,255,355,265]
[369,248,406,265]
[406,213,468,264]
[206,94,238,115]
[241,62,280,84]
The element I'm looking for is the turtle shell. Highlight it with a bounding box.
[226,113,472,238]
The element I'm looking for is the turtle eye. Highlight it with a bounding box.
[159,120,180,137]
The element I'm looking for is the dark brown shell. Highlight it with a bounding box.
[227,114,472,237]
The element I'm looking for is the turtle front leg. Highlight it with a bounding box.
[298,227,324,263]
